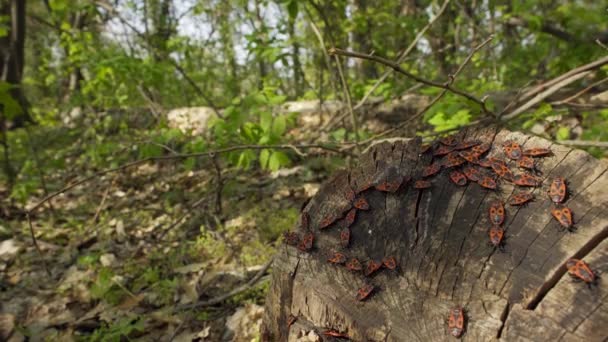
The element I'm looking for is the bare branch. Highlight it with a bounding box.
[551,76,608,106]
[333,54,360,153]
[353,0,451,111]
[557,140,608,148]
[329,47,492,115]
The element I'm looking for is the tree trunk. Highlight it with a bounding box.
[261,127,608,341]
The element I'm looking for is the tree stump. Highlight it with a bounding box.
[261,127,608,341]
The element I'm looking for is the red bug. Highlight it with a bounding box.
[552,207,574,231]
[375,179,404,193]
[478,176,497,190]
[471,143,491,156]
[342,208,357,228]
[444,152,466,168]
[463,165,481,182]
[283,231,300,246]
[356,284,375,301]
[566,259,598,287]
[523,147,552,157]
[454,140,481,151]
[356,180,375,194]
[488,226,506,251]
[287,314,297,328]
[322,330,350,339]
[449,170,468,186]
[414,180,432,189]
[518,156,536,170]
[297,232,314,252]
[447,307,466,338]
[346,258,363,272]
[433,144,455,157]
[489,201,506,226]
[328,251,347,264]
[319,214,339,229]
[440,135,457,146]
[476,158,493,168]
[512,173,541,187]
[344,188,356,202]
[340,228,351,248]
[503,141,523,160]
[382,256,397,270]
[458,150,480,164]
[353,196,370,210]
[548,177,567,204]
[422,162,442,178]
[509,192,534,206]
[365,260,382,277]
[490,159,514,180]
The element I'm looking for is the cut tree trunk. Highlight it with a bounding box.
[261,127,608,341]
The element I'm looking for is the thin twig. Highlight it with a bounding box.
[551,76,608,105]
[501,71,591,120]
[517,55,608,105]
[334,54,360,154]
[557,140,608,148]
[329,47,493,115]
[175,256,274,311]
[211,153,223,216]
[353,0,451,111]
[340,35,495,150]
[597,39,608,51]
[26,213,51,276]
[91,175,116,223]
[27,143,348,215]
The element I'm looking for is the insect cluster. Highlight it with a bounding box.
[281,134,598,339]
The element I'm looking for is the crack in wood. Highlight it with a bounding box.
[496,302,511,339]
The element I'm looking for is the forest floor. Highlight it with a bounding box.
[0,118,343,341]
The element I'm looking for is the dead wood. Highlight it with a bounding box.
[261,127,608,341]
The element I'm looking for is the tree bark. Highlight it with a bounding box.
[262,127,608,341]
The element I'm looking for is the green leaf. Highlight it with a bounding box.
[259,149,271,169]
[272,115,286,137]
[260,111,272,133]
[287,0,298,20]
[268,151,290,171]
[556,126,570,141]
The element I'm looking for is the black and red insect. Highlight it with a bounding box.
[489,201,506,226]
[509,192,534,206]
[462,165,481,182]
[382,256,397,270]
[365,260,382,277]
[440,135,457,146]
[512,173,541,187]
[297,232,314,252]
[301,212,310,230]
[490,159,514,180]
[414,180,432,189]
[340,228,351,248]
[478,176,497,190]
[552,206,575,231]
[476,158,493,168]
[328,251,347,264]
[353,196,370,210]
[444,152,466,168]
[283,231,300,246]
[449,170,468,186]
[454,140,481,151]
[471,143,491,156]
[517,156,536,171]
[422,162,442,178]
[548,177,567,204]
[319,214,339,230]
[458,150,480,164]
[356,284,375,301]
[447,307,466,338]
[346,258,363,272]
[342,208,357,228]
[523,147,552,157]
[503,141,523,160]
[488,226,506,251]
[433,144,455,157]
[566,259,598,287]
[287,314,297,328]
[374,166,406,193]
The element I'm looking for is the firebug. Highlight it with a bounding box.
[447,307,466,338]
[509,192,534,206]
[463,165,481,182]
[365,260,382,277]
[328,251,347,264]
[478,176,497,190]
[449,170,468,186]
[489,201,506,226]
[566,258,598,287]
[552,207,574,231]
[382,256,397,270]
[414,180,432,189]
[297,232,314,252]
[422,162,442,178]
[346,258,363,272]
[523,147,552,157]
[356,284,375,301]
[548,177,567,204]
[340,228,351,248]
[503,141,523,160]
[488,226,506,251]
[512,173,541,187]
